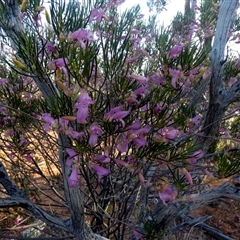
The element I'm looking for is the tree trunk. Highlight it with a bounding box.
[202,0,238,152]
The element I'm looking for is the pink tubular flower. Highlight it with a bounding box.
[133,230,144,240]
[128,74,148,84]
[150,74,166,85]
[155,127,179,143]
[128,119,141,130]
[188,149,204,165]
[68,168,80,188]
[0,78,7,86]
[48,58,68,70]
[68,28,93,49]
[104,106,130,128]
[154,102,164,115]
[131,125,151,148]
[125,55,141,63]
[46,41,57,54]
[117,135,129,153]
[68,128,85,140]
[183,168,193,186]
[75,90,95,123]
[169,68,182,89]
[94,150,110,163]
[131,29,140,34]
[169,44,183,58]
[91,163,110,182]
[42,113,56,132]
[89,8,105,23]
[228,77,237,88]
[192,149,204,159]
[138,171,148,186]
[14,216,23,225]
[134,86,147,95]
[88,122,103,146]
[42,113,55,124]
[24,153,33,162]
[165,129,179,139]
[192,115,201,125]
[65,148,78,167]
[115,158,129,167]
[158,187,177,206]
[59,117,69,130]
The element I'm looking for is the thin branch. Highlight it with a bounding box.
[180,214,234,240]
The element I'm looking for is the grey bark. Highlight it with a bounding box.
[202,0,238,152]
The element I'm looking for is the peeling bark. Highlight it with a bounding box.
[202,0,238,152]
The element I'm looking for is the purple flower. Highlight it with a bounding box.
[138,171,148,186]
[188,149,204,164]
[42,113,55,124]
[125,55,141,63]
[48,58,68,70]
[131,29,140,34]
[128,120,141,130]
[46,42,57,54]
[132,135,148,148]
[75,90,95,123]
[89,8,105,23]
[14,216,23,225]
[192,115,201,125]
[128,74,148,84]
[91,163,110,182]
[66,148,78,167]
[117,135,129,153]
[183,168,193,186]
[115,158,129,167]
[94,150,110,163]
[0,78,7,86]
[68,28,93,49]
[133,86,147,95]
[59,117,69,129]
[131,125,151,148]
[24,153,33,162]
[88,122,103,146]
[68,128,85,140]
[133,230,144,240]
[169,44,183,58]
[104,106,130,128]
[150,74,166,85]
[154,102,164,115]
[125,94,139,105]
[158,187,177,206]
[42,113,56,132]
[228,77,237,87]
[154,127,179,143]
[68,168,80,188]
[169,68,182,89]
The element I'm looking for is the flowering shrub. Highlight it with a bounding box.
[0,0,240,239]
